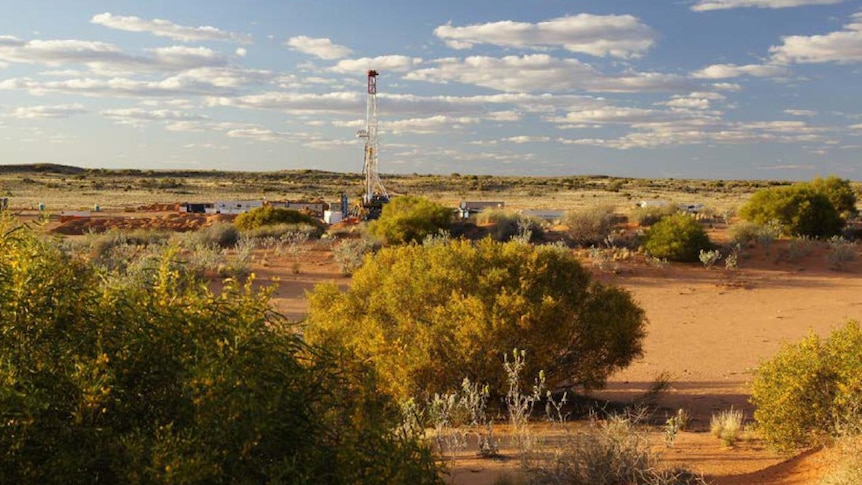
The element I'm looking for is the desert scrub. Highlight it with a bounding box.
[305,238,646,401]
[631,204,678,226]
[565,205,617,247]
[527,413,707,485]
[740,182,844,237]
[826,237,857,270]
[0,222,442,483]
[234,205,323,232]
[174,221,240,248]
[751,320,862,452]
[367,195,453,245]
[332,237,376,275]
[710,408,744,447]
[786,235,816,261]
[476,209,545,243]
[729,221,762,246]
[242,221,322,239]
[698,249,721,268]
[643,214,713,263]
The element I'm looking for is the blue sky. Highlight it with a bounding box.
[1,0,861,180]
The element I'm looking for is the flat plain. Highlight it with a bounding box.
[3,165,861,484]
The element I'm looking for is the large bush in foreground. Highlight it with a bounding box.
[305,238,646,400]
[643,214,712,262]
[740,184,843,237]
[751,321,862,452]
[368,196,453,245]
[0,224,439,484]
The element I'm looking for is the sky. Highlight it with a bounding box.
[1,0,861,180]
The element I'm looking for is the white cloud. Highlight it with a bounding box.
[500,136,551,144]
[434,14,656,58]
[691,63,788,79]
[91,12,252,43]
[209,91,362,114]
[384,114,483,134]
[850,122,862,129]
[285,36,352,60]
[784,109,817,116]
[0,65,271,99]
[101,108,207,126]
[558,118,828,149]
[8,103,86,119]
[330,55,422,73]
[0,38,228,73]
[235,47,247,57]
[770,12,862,63]
[405,54,691,93]
[691,0,844,11]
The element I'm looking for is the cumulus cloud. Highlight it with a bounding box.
[8,103,86,119]
[208,91,362,114]
[384,114,483,134]
[691,63,788,79]
[785,109,817,116]
[433,14,656,58]
[0,38,228,73]
[405,54,691,93]
[101,107,207,125]
[500,135,551,144]
[330,55,422,73]
[691,0,844,11]
[558,118,828,149]
[770,11,862,63]
[91,12,252,43]
[285,36,352,60]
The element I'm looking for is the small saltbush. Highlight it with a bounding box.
[477,209,544,243]
[751,320,862,452]
[332,238,376,275]
[566,205,617,247]
[173,223,240,249]
[643,214,712,263]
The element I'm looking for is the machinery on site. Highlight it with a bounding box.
[353,69,389,219]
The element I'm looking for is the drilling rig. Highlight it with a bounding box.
[354,69,389,219]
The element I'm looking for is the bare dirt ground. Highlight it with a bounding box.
[18,207,862,484]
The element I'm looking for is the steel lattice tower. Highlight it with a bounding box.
[357,70,388,204]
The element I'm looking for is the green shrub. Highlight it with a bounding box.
[809,175,858,219]
[565,205,617,247]
[476,209,544,243]
[632,204,678,226]
[305,238,646,401]
[367,196,453,245]
[0,224,441,483]
[751,320,862,452]
[740,184,843,237]
[643,214,712,262]
[234,205,323,232]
